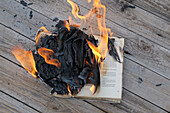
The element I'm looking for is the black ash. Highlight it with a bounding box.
[32,20,119,95]
[33,20,100,95]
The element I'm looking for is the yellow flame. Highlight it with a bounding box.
[90,84,95,94]
[35,26,51,45]
[67,0,113,63]
[86,39,102,62]
[11,45,37,78]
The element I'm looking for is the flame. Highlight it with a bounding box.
[35,26,51,45]
[11,45,37,78]
[67,0,113,63]
[86,39,102,62]
[68,16,81,28]
[38,47,61,69]
[64,20,70,31]
[67,84,72,95]
[90,84,95,94]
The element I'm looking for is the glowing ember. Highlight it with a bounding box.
[11,45,37,78]
[38,47,61,69]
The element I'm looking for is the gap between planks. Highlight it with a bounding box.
[124,0,170,21]
[0,23,169,112]
[0,55,167,113]
[0,56,105,113]
[71,0,170,50]
[0,0,169,111]
[0,90,40,113]
[7,0,170,79]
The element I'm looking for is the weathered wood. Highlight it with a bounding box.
[125,0,170,21]
[0,20,169,112]
[0,57,104,113]
[87,89,168,113]
[72,0,170,49]
[15,0,170,49]
[0,0,170,112]
[1,0,170,79]
[123,58,170,111]
[0,56,167,113]
[0,91,39,113]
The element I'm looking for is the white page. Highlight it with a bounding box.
[76,37,124,101]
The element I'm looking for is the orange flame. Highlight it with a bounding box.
[64,20,70,31]
[38,47,61,69]
[67,84,72,95]
[11,45,37,78]
[86,39,102,62]
[67,0,113,63]
[68,16,81,28]
[35,26,51,45]
[90,84,95,94]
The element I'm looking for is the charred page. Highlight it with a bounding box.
[53,36,124,103]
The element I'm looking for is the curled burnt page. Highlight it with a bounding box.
[33,20,100,95]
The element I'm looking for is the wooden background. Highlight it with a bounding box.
[0,0,169,112]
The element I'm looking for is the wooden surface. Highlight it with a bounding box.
[0,0,169,113]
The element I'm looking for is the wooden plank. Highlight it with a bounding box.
[0,21,169,112]
[1,0,170,79]
[0,92,39,113]
[0,56,167,113]
[0,58,104,113]
[125,0,170,21]
[123,58,170,112]
[72,0,170,49]
[15,0,170,49]
[87,89,168,113]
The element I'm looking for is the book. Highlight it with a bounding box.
[53,36,124,103]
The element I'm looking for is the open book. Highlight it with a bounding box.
[53,36,124,103]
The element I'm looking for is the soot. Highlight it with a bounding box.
[33,20,119,95]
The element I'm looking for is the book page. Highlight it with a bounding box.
[76,37,124,101]
[53,36,124,102]
[76,52,123,99]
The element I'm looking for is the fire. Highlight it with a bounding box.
[35,26,51,45]
[67,0,113,63]
[86,39,102,62]
[64,20,70,31]
[90,84,95,94]
[38,47,61,69]
[11,45,37,78]
[68,16,81,28]
[67,84,72,95]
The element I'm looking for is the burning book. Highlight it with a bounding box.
[11,0,124,102]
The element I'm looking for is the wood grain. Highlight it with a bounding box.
[0,58,104,113]
[0,0,170,112]
[1,0,170,79]
[125,0,170,21]
[0,20,169,112]
[17,0,170,49]
[0,92,39,113]
[0,56,167,113]
[87,88,168,113]
[72,0,170,49]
